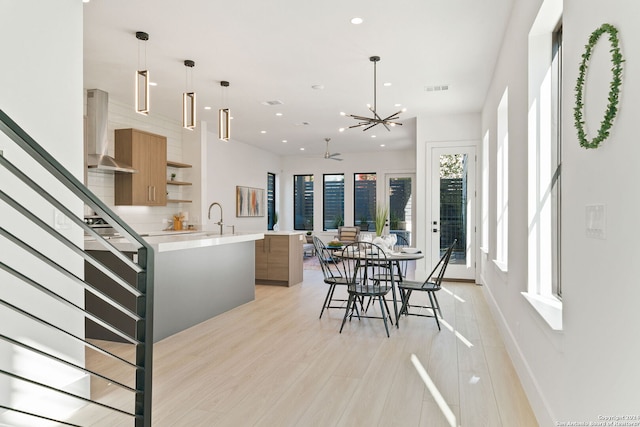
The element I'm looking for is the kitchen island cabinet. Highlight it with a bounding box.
[255,231,304,287]
[84,231,263,342]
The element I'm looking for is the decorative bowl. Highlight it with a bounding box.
[401,247,420,254]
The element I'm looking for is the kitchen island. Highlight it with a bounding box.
[85,231,263,342]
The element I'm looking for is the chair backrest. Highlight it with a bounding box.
[394,233,409,247]
[340,241,389,288]
[313,236,341,279]
[338,226,360,243]
[312,235,326,254]
[424,239,457,289]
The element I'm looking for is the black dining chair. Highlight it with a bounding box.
[313,236,349,319]
[339,242,395,337]
[397,239,456,331]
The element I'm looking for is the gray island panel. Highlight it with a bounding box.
[153,240,255,341]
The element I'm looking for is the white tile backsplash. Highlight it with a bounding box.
[85,95,197,233]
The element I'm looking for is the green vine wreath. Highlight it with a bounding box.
[574,23,624,149]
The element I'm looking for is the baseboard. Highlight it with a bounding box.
[481,285,555,427]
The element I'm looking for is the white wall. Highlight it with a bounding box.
[480,0,640,424]
[280,148,415,238]
[0,0,86,421]
[203,130,281,233]
[415,113,481,280]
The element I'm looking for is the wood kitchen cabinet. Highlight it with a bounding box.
[255,233,303,286]
[114,128,167,206]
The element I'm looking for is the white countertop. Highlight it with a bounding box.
[263,230,304,236]
[84,231,264,253]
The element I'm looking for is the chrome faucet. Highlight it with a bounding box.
[207,202,223,234]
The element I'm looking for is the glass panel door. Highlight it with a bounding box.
[431,146,476,280]
[385,174,414,246]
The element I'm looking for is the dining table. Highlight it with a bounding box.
[336,247,424,327]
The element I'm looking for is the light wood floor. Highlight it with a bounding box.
[77,268,537,426]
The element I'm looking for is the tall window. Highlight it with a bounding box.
[323,174,344,230]
[495,88,509,271]
[526,1,563,331]
[294,175,314,230]
[267,172,276,230]
[550,25,562,298]
[354,173,376,232]
[481,130,490,252]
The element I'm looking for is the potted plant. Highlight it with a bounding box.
[375,204,388,236]
[332,214,344,229]
[359,215,369,231]
[272,211,279,231]
[305,230,313,243]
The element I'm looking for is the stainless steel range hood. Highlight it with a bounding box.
[86,89,137,173]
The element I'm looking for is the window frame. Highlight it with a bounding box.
[293,174,314,231]
[353,172,377,232]
[267,172,276,230]
[322,173,344,231]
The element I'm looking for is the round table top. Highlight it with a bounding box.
[337,248,424,261]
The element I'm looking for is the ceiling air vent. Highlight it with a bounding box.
[261,100,284,106]
[425,85,449,92]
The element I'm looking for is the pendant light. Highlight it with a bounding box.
[182,60,196,129]
[135,31,150,115]
[343,56,405,131]
[219,81,231,141]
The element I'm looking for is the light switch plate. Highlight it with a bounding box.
[54,208,72,230]
[585,204,605,239]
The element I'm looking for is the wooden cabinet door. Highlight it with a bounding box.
[255,239,268,280]
[267,236,289,281]
[115,129,167,206]
[131,131,151,204]
[147,133,167,205]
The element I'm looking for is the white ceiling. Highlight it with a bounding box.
[83,0,513,158]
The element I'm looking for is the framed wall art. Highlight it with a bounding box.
[236,186,264,217]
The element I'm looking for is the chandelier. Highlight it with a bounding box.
[343,56,404,131]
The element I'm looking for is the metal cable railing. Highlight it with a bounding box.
[0,109,153,427]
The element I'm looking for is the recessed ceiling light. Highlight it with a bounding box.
[300,147,305,151]
[380,144,386,147]
[351,17,363,25]
[394,103,402,107]
[83,0,90,3]
[204,106,212,110]
[339,127,345,132]
[383,82,392,87]
[275,112,283,116]
[149,82,158,87]
[371,135,377,138]
[261,130,267,134]
[282,140,288,143]
[339,112,346,116]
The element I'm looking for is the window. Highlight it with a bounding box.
[481,130,490,252]
[267,172,276,230]
[524,0,562,331]
[354,173,376,232]
[551,25,562,298]
[323,174,344,230]
[495,88,509,271]
[293,174,313,230]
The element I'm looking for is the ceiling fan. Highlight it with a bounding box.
[323,138,343,161]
